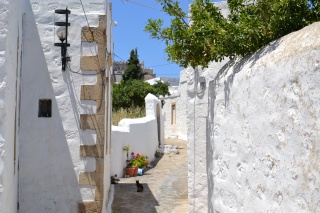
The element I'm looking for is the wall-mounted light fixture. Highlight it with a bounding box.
[54,8,70,71]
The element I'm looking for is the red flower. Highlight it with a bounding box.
[131,152,134,155]
[136,153,140,156]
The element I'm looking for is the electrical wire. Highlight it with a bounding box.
[79,0,91,29]
[65,0,103,76]
[67,64,105,75]
[114,53,179,68]
[125,0,162,12]
[148,63,172,67]
[121,0,191,19]
[114,53,126,61]
[79,0,101,66]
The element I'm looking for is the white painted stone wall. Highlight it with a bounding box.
[0,1,21,212]
[16,0,112,212]
[187,59,228,213]
[160,71,188,140]
[103,2,113,212]
[188,22,320,212]
[111,94,162,177]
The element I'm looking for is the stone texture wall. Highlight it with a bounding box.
[188,22,320,212]
[78,15,107,213]
[187,60,228,212]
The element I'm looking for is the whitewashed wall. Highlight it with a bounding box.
[17,0,110,212]
[160,71,188,140]
[0,1,21,212]
[188,22,320,212]
[111,94,162,177]
[187,60,228,213]
[103,2,113,212]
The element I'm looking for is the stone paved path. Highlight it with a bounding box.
[111,139,188,213]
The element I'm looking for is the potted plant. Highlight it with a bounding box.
[130,153,149,176]
[124,161,137,177]
[123,145,131,163]
[132,153,149,168]
[123,146,136,177]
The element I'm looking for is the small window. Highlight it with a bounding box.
[38,99,52,117]
[171,103,176,125]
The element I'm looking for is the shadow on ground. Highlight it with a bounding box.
[112,183,159,213]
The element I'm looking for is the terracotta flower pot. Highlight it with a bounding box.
[125,167,136,177]
[133,166,138,176]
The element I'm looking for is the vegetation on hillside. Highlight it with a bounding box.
[113,79,170,111]
[145,0,320,68]
[112,107,146,126]
[112,49,170,121]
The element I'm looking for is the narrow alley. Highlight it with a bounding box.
[111,139,188,213]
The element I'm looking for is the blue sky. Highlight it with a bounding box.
[110,0,194,79]
[111,0,224,79]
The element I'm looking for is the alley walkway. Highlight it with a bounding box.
[111,139,188,213]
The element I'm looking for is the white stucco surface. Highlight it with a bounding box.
[14,0,111,212]
[160,70,188,140]
[103,2,113,212]
[187,59,228,213]
[111,94,162,177]
[188,22,320,212]
[0,1,21,212]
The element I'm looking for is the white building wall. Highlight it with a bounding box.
[188,22,320,212]
[161,71,188,140]
[0,1,21,212]
[17,0,110,212]
[103,2,113,211]
[111,94,162,177]
[187,60,228,213]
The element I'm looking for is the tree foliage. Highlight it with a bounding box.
[113,48,171,111]
[112,80,171,111]
[123,48,145,81]
[145,0,320,68]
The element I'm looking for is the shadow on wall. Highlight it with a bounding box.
[206,35,284,212]
[206,58,243,212]
[19,1,82,211]
[218,38,281,107]
[207,80,217,213]
[112,183,159,213]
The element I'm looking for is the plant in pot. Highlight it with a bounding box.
[123,145,131,164]
[131,153,149,176]
[124,160,137,177]
[133,153,149,168]
[123,146,135,177]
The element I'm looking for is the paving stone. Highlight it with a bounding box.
[111,139,188,213]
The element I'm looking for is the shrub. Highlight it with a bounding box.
[112,107,146,126]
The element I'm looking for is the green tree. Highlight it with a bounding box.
[145,0,319,68]
[152,80,170,97]
[123,48,145,81]
[112,80,171,111]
